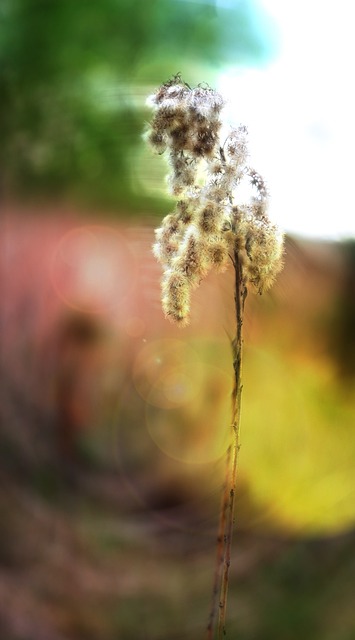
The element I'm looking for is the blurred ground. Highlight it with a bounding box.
[1,205,355,639]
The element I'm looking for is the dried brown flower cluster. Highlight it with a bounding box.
[146,76,284,324]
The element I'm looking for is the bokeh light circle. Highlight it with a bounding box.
[146,364,232,465]
[50,225,136,314]
[124,316,146,338]
[132,339,203,409]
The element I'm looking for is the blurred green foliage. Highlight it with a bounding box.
[0,0,274,210]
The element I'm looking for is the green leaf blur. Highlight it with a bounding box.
[0,0,273,210]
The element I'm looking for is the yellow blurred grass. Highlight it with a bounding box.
[138,333,355,535]
[240,345,355,534]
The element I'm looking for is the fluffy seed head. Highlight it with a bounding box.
[146,76,284,324]
[162,270,191,324]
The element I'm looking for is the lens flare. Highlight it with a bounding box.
[50,225,136,314]
[146,364,232,464]
[124,316,146,337]
[132,339,203,409]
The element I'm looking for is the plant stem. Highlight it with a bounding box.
[217,248,247,638]
[206,443,232,640]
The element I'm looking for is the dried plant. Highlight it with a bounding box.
[145,75,284,639]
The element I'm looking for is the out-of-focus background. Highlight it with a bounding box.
[1,1,355,638]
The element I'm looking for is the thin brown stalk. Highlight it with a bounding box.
[206,443,232,639]
[217,248,247,638]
